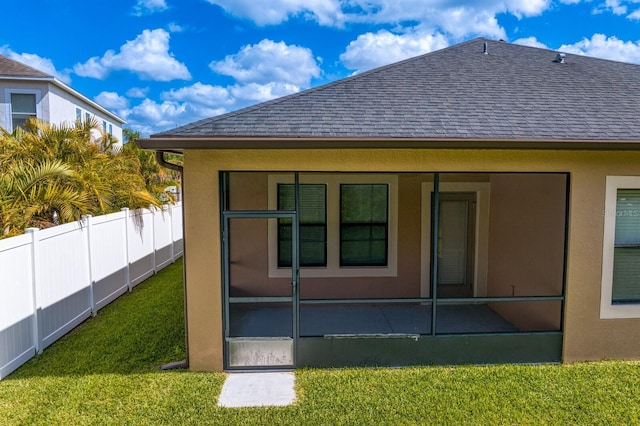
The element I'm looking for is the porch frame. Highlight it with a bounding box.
[221,171,568,369]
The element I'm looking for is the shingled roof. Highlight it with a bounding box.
[0,54,52,78]
[151,38,640,145]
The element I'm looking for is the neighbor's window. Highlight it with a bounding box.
[10,93,36,130]
[277,184,327,267]
[340,184,388,266]
[612,189,640,304]
[76,107,82,121]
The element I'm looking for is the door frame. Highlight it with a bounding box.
[420,181,491,298]
[222,210,299,369]
[435,191,477,298]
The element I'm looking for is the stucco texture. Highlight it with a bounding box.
[182,148,640,371]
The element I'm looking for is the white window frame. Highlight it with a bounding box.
[420,182,491,298]
[268,174,398,278]
[600,175,640,319]
[4,89,42,132]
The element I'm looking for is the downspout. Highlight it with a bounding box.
[155,151,190,370]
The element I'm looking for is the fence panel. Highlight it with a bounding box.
[0,203,183,380]
[36,222,92,351]
[127,209,155,287]
[0,234,36,379]
[89,212,129,312]
[153,206,174,271]
[171,203,184,258]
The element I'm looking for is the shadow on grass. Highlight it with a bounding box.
[6,261,187,379]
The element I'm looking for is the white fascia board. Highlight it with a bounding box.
[0,75,126,125]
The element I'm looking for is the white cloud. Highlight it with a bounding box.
[94,91,129,110]
[162,82,234,106]
[513,36,548,48]
[628,9,640,19]
[126,87,149,98]
[210,39,320,88]
[559,34,640,64]
[73,29,191,81]
[167,22,184,32]
[229,82,301,102]
[340,29,450,72]
[123,97,227,135]
[204,0,343,26]
[0,47,72,84]
[132,0,168,16]
[204,0,549,39]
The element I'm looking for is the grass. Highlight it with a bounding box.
[1,261,640,425]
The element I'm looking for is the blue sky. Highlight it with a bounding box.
[1,0,640,136]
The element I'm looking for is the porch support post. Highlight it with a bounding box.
[431,173,440,336]
[293,173,300,354]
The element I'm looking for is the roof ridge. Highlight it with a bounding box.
[158,38,489,136]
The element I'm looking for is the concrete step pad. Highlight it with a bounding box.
[217,372,296,407]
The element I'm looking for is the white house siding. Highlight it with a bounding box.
[1,80,47,130]
[0,79,123,146]
[48,84,124,146]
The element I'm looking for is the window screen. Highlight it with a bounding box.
[278,184,326,267]
[340,184,388,266]
[10,93,36,130]
[613,189,640,304]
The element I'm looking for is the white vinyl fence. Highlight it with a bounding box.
[0,203,183,380]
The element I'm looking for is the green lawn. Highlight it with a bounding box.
[1,261,639,425]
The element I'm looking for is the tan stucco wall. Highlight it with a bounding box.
[487,174,566,331]
[183,148,640,371]
[226,172,425,299]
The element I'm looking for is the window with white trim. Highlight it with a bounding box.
[10,93,36,130]
[268,174,398,278]
[4,90,41,132]
[601,176,640,318]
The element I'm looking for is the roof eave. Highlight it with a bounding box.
[136,136,640,152]
[0,75,126,125]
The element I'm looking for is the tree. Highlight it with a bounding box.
[0,119,173,238]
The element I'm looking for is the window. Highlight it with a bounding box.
[10,93,36,130]
[611,189,640,304]
[103,120,107,132]
[108,123,113,135]
[340,184,388,266]
[277,184,327,267]
[268,174,398,278]
[85,112,90,122]
[601,176,640,318]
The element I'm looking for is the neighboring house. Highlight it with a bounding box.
[138,38,640,372]
[0,54,125,144]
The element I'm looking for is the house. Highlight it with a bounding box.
[137,38,640,372]
[0,54,125,144]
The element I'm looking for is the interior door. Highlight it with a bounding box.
[436,192,476,298]
[223,213,298,369]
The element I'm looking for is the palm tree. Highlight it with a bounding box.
[0,118,169,238]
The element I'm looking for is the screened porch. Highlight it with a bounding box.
[221,172,567,369]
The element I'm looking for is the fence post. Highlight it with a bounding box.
[168,204,175,262]
[25,228,42,354]
[151,206,157,274]
[122,208,132,292]
[83,215,96,316]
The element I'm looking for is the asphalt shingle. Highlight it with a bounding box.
[154,38,640,142]
[0,55,51,78]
